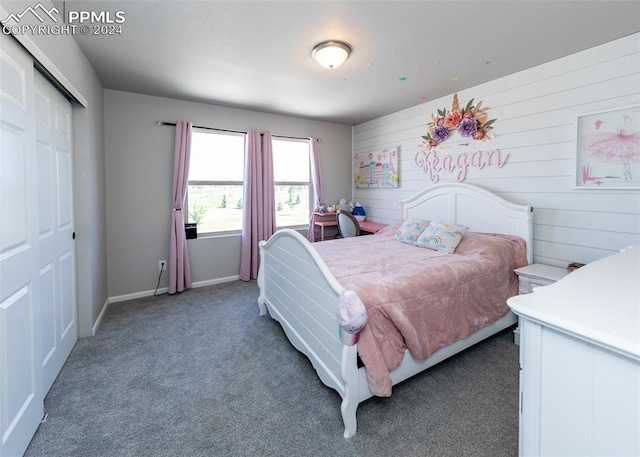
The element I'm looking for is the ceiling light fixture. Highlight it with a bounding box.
[311,40,352,69]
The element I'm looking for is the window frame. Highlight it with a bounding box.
[185,129,246,237]
[185,131,313,237]
[272,137,313,230]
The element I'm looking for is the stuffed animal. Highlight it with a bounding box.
[338,198,351,212]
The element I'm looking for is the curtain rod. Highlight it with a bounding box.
[156,121,313,141]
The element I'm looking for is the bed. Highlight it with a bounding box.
[257,182,533,437]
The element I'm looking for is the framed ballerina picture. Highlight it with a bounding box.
[575,105,640,189]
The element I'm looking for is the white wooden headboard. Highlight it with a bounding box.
[400,183,533,264]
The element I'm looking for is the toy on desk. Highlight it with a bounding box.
[352,202,366,222]
[338,198,351,213]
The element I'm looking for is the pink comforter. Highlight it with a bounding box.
[313,224,528,397]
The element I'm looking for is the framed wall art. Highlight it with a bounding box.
[354,147,399,189]
[575,105,640,189]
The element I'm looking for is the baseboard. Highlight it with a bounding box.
[191,275,240,288]
[92,297,110,336]
[107,275,241,304]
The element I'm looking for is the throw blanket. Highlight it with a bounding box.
[313,224,528,397]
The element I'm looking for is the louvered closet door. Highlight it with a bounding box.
[34,70,77,395]
[0,34,44,457]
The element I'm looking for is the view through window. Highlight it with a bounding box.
[186,129,311,235]
[272,137,311,229]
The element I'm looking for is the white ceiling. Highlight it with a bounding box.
[61,1,640,125]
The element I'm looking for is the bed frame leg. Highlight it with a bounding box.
[257,294,267,316]
[341,396,357,438]
[340,344,359,437]
[256,254,267,316]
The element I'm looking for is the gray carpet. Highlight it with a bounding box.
[25,280,519,457]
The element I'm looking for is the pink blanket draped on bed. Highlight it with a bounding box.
[313,224,528,397]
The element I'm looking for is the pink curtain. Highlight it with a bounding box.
[240,131,276,281]
[306,137,323,242]
[168,121,193,294]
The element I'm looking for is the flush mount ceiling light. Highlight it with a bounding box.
[311,40,352,69]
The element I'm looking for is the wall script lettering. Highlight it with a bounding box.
[415,149,509,182]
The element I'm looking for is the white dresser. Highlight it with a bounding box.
[507,247,640,457]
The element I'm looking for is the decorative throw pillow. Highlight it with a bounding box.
[416,221,468,254]
[392,218,431,245]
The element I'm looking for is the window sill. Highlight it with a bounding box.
[189,226,308,241]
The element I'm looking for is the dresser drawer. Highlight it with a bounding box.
[518,276,556,294]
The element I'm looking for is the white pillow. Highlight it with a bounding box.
[392,218,431,246]
[416,221,468,254]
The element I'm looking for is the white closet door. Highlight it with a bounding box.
[0,35,44,457]
[34,70,77,395]
[0,34,77,456]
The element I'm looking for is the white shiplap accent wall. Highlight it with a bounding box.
[353,33,640,268]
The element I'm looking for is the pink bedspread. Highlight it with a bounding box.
[313,224,528,396]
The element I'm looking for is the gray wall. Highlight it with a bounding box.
[4,0,108,337]
[104,90,353,299]
[353,33,640,267]
[73,88,107,337]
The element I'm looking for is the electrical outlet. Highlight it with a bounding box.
[159,260,167,271]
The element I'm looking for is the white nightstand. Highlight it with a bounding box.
[512,264,570,345]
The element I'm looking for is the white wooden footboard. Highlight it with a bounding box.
[257,229,362,437]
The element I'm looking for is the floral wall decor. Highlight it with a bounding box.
[416,94,508,183]
[421,93,496,150]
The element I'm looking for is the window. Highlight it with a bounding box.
[186,130,312,236]
[272,138,311,229]
[187,130,245,235]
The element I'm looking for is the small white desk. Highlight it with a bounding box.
[514,263,569,294]
[512,264,569,344]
